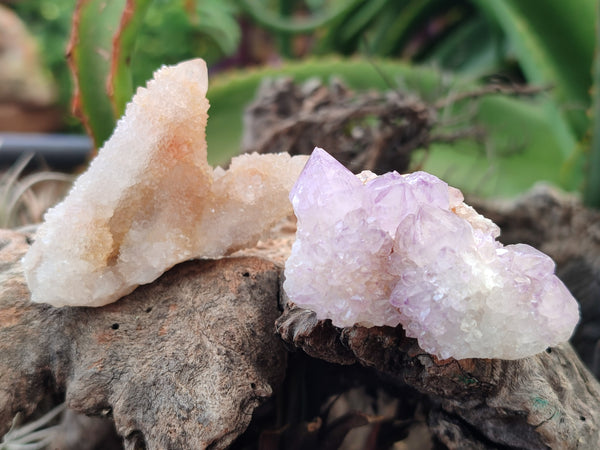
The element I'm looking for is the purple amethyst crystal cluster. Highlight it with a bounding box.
[283,148,580,360]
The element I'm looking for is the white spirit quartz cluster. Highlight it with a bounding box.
[23,59,307,307]
[283,148,580,360]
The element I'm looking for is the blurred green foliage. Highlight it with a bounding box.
[8,0,600,204]
[206,59,575,198]
[11,0,240,137]
[585,5,600,207]
[131,0,240,87]
[224,0,596,201]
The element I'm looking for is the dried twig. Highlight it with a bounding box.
[434,83,552,109]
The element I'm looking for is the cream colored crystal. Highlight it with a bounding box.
[23,59,308,307]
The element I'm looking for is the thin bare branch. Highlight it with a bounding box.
[434,84,552,110]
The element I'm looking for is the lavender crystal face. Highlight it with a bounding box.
[283,148,580,360]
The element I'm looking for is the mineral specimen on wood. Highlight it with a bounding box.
[22,58,307,307]
[283,148,580,359]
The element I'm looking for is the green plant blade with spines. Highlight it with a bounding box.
[426,93,578,197]
[207,57,578,198]
[67,0,127,149]
[68,0,154,149]
[108,0,153,119]
[584,3,600,208]
[69,0,242,150]
[470,0,595,139]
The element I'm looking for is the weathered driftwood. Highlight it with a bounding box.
[272,186,600,449]
[242,78,431,173]
[238,77,600,447]
[0,230,286,449]
[276,305,600,449]
[273,186,600,449]
[49,409,123,450]
[1,186,600,449]
[472,187,600,378]
[241,78,542,177]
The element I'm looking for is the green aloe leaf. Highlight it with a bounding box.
[68,0,152,150]
[207,58,577,198]
[425,94,578,197]
[67,0,127,149]
[108,0,153,118]
[584,4,600,208]
[206,57,445,164]
[470,0,595,139]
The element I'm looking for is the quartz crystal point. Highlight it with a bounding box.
[283,148,580,360]
[23,59,308,307]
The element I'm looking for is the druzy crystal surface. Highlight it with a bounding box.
[283,148,580,360]
[23,59,307,307]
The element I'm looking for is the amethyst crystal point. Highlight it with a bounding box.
[284,148,580,360]
[286,148,401,327]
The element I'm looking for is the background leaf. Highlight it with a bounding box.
[584,3,600,208]
[470,0,595,138]
[207,58,576,197]
[108,0,152,118]
[67,0,126,148]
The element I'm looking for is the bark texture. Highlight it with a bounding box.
[1,185,600,449]
[0,230,286,449]
[272,186,600,449]
[471,187,600,378]
[242,78,431,174]
[276,305,600,449]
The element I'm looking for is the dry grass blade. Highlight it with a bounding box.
[1,403,66,450]
[8,172,73,227]
[0,154,73,228]
[0,154,35,224]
